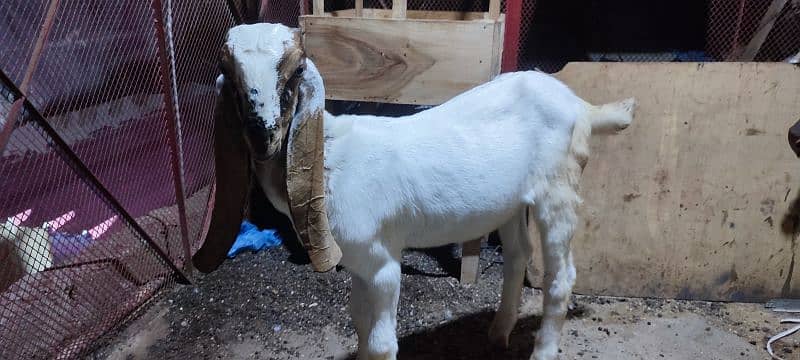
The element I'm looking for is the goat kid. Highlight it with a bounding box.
[217,23,635,360]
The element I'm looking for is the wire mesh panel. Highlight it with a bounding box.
[0,89,177,359]
[708,0,800,61]
[0,0,182,258]
[0,0,233,358]
[0,1,50,86]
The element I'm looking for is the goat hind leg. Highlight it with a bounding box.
[489,209,532,348]
[532,200,577,360]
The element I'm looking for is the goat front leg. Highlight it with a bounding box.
[532,197,577,360]
[349,245,402,360]
[351,275,373,359]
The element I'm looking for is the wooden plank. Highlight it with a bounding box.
[329,9,493,21]
[392,0,406,19]
[525,62,800,302]
[460,237,484,284]
[488,0,500,20]
[355,0,363,17]
[312,0,324,16]
[489,15,505,76]
[300,16,503,105]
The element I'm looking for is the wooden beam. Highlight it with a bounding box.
[355,0,363,17]
[313,0,324,16]
[488,0,500,20]
[460,237,484,284]
[392,0,406,19]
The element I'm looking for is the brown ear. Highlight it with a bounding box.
[286,108,342,272]
[192,84,251,273]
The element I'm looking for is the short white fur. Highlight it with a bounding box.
[224,24,296,130]
[223,23,635,360]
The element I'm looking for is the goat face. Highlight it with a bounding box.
[220,23,308,160]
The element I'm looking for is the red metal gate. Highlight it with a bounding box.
[0,1,235,358]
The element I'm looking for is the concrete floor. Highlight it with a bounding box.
[91,247,799,360]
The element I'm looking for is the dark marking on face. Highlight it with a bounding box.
[250,88,259,95]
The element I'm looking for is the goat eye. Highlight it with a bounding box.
[295,66,304,76]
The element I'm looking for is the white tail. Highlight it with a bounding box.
[586,97,636,133]
[570,97,636,170]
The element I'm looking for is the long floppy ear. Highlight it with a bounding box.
[285,60,342,272]
[192,79,252,273]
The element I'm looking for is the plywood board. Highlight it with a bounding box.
[526,62,800,302]
[300,16,504,105]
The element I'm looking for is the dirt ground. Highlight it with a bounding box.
[90,243,800,360]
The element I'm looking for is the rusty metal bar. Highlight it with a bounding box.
[43,258,150,287]
[0,0,61,156]
[150,0,194,274]
[0,68,192,285]
[20,0,61,91]
[501,0,523,72]
[0,98,24,155]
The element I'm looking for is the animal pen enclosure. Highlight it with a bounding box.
[1,0,800,359]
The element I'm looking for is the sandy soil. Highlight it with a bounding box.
[89,243,800,360]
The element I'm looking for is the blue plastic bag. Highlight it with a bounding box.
[227,220,282,258]
[674,51,714,62]
[50,230,93,264]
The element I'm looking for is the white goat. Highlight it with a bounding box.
[1,209,53,276]
[218,23,635,360]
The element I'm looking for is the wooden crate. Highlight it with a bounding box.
[299,0,505,105]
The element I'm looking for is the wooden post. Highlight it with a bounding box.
[460,236,484,284]
[313,0,323,16]
[392,0,406,19]
[488,0,500,20]
[355,0,363,17]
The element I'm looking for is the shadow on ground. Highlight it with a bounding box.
[345,312,541,360]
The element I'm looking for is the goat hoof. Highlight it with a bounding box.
[366,352,395,360]
[531,342,558,360]
[488,329,510,349]
[489,336,510,349]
